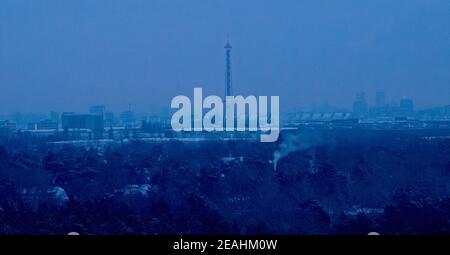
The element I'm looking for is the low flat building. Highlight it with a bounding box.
[0,120,16,132]
[27,119,58,130]
[61,113,104,131]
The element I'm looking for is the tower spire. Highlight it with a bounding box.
[224,37,232,98]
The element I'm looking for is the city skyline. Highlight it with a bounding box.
[0,0,449,114]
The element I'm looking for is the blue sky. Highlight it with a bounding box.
[0,0,449,114]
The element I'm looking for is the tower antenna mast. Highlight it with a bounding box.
[224,36,232,98]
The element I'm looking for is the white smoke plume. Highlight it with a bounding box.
[273,131,324,171]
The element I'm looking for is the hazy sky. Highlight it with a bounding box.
[0,0,449,114]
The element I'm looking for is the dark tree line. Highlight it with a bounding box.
[1,130,450,234]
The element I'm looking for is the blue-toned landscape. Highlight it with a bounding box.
[1,127,450,234]
[0,0,449,235]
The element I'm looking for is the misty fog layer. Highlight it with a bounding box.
[0,0,449,114]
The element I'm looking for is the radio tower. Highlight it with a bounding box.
[224,38,232,97]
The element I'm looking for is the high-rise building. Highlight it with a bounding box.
[352,92,368,117]
[120,111,135,125]
[375,91,386,108]
[90,105,106,115]
[399,98,414,115]
[105,111,115,125]
[50,111,59,123]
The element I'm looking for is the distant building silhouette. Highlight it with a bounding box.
[89,105,106,115]
[352,92,368,117]
[50,111,59,123]
[61,113,104,132]
[120,110,135,126]
[0,120,16,132]
[105,111,115,126]
[375,91,386,108]
[27,119,58,130]
[399,98,414,116]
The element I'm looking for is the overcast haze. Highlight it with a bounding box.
[0,0,449,114]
